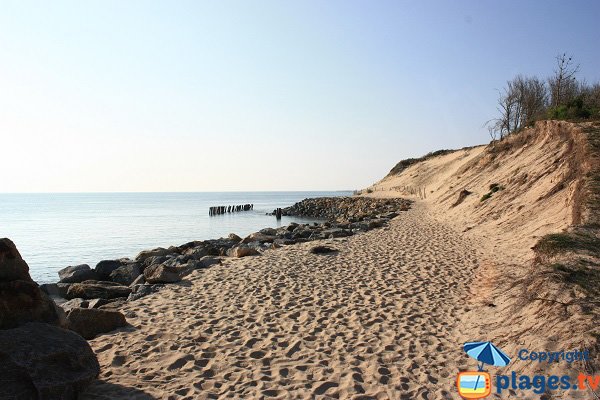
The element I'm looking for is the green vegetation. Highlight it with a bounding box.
[480,183,504,202]
[488,54,600,140]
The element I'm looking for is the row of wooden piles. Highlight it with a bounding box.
[209,204,254,216]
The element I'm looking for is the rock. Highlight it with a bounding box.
[143,264,182,283]
[227,245,260,257]
[40,283,61,297]
[0,322,99,399]
[182,245,212,260]
[241,232,276,244]
[321,228,351,238]
[109,263,141,286]
[198,256,221,268]
[60,298,89,312]
[56,283,71,298]
[66,308,127,339]
[128,284,164,301]
[274,238,296,246]
[66,281,132,300]
[228,233,242,243]
[87,297,127,309]
[94,260,122,280]
[129,273,146,286]
[259,227,277,236]
[98,299,127,310]
[135,247,174,262]
[0,238,32,281]
[141,255,168,270]
[204,238,238,255]
[58,264,98,283]
[310,245,338,255]
[0,279,68,329]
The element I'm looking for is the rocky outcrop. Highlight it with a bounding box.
[66,308,127,340]
[58,264,98,283]
[66,281,131,300]
[0,238,67,330]
[0,238,32,281]
[0,322,100,399]
[0,238,99,398]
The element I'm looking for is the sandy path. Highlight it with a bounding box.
[82,204,479,399]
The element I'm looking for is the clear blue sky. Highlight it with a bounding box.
[1,0,599,192]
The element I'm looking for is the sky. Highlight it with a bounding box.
[1,0,599,192]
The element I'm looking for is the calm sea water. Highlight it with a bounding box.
[0,192,350,283]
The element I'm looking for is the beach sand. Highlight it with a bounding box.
[82,203,481,399]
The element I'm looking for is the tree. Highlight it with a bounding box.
[548,53,580,107]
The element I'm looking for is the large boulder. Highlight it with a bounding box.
[135,247,175,263]
[66,281,131,300]
[143,264,182,284]
[109,263,141,286]
[227,245,260,258]
[58,264,98,283]
[0,278,67,330]
[0,322,99,399]
[0,238,31,281]
[94,260,122,281]
[66,308,127,340]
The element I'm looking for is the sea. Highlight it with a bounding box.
[0,191,351,283]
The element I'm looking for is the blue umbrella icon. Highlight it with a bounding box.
[464,341,511,371]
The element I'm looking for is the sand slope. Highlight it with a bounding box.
[83,204,480,399]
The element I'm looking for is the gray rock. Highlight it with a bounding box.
[259,227,277,236]
[58,264,98,283]
[274,238,296,246]
[143,264,182,283]
[322,228,352,238]
[66,308,127,339]
[94,260,122,280]
[0,238,32,281]
[228,233,242,243]
[66,281,132,300]
[109,263,141,286]
[0,322,99,399]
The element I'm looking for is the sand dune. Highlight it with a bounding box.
[83,204,480,399]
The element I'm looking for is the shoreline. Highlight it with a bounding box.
[41,197,412,311]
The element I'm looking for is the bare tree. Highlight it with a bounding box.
[548,53,580,107]
[487,75,548,138]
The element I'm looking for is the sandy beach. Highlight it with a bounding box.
[82,203,480,399]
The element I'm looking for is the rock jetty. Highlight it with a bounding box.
[276,196,411,221]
